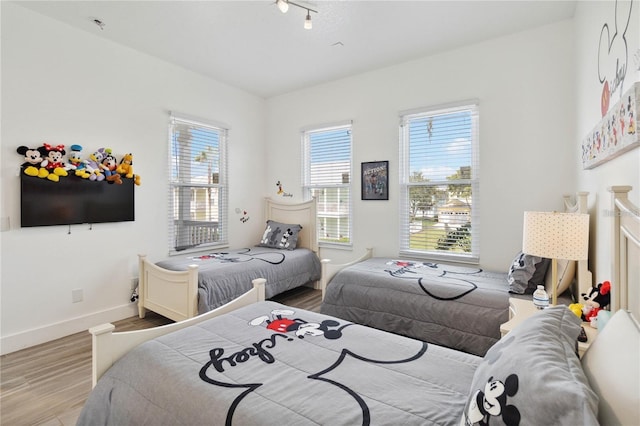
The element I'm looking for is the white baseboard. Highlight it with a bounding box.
[0,303,137,355]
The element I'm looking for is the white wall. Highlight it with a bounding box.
[0,3,266,354]
[266,20,576,270]
[574,1,640,284]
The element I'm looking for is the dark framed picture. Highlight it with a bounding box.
[361,161,389,200]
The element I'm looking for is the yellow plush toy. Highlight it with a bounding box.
[117,153,141,185]
[568,303,584,319]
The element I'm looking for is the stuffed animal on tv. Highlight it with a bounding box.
[84,148,106,181]
[17,145,49,179]
[38,143,69,182]
[117,153,141,185]
[581,280,611,322]
[67,144,91,178]
[100,148,122,184]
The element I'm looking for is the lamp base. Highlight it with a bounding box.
[550,258,558,306]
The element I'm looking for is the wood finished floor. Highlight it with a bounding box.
[0,286,322,426]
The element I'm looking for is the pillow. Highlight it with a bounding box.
[544,259,576,297]
[507,251,550,294]
[258,220,302,250]
[460,306,598,426]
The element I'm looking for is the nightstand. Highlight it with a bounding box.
[500,297,597,358]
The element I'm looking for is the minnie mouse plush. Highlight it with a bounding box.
[38,143,69,182]
[581,281,611,322]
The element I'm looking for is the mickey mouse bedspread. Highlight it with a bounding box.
[156,247,321,314]
[78,301,480,426]
[321,258,510,356]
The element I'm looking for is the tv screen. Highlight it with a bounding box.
[20,174,135,227]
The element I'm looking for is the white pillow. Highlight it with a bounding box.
[544,259,575,296]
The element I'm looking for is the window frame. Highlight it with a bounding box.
[399,101,480,264]
[168,114,228,256]
[302,121,353,249]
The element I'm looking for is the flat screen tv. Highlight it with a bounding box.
[20,174,135,227]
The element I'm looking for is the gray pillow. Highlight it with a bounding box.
[460,306,598,425]
[507,251,550,294]
[258,220,302,250]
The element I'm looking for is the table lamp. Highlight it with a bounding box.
[522,211,589,306]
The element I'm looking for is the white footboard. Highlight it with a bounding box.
[90,278,266,387]
[319,248,374,300]
[138,254,199,322]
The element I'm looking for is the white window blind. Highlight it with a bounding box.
[302,123,352,246]
[399,102,479,263]
[168,115,228,254]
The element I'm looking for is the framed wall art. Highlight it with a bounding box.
[581,81,639,169]
[361,161,388,200]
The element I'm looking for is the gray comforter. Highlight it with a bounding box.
[156,247,321,313]
[321,258,510,356]
[78,301,480,425]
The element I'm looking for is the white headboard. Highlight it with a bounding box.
[580,186,639,426]
[264,197,318,254]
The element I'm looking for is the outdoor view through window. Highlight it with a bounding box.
[401,104,478,261]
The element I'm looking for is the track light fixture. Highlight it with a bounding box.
[304,10,312,29]
[276,0,289,13]
[275,0,318,29]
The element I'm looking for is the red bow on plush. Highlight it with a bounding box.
[43,143,65,151]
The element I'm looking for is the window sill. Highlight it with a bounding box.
[398,249,479,265]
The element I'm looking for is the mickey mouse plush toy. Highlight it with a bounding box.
[17,145,48,179]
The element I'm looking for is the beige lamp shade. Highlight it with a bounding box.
[523,211,589,306]
[522,211,589,261]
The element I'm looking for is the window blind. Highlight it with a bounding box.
[168,115,228,254]
[399,103,479,263]
[302,123,352,246]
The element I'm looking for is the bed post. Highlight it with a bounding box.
[252,277,266,301]
[320,258,331,300]
[89,323,116,388]
[138,254,147,318]
[609,185,633,313]
[187,264,199,318]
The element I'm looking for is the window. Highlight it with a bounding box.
[399,102,479,263]
[302,123,352,246]
[168,115,228,254]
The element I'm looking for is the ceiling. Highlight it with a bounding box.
[15,1,577,99]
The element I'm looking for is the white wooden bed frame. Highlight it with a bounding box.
[320,192,593,300]
[89,186,639,425]
[137,197,319,322]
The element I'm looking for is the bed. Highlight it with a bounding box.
[79,185,639,425]
[320,192,592,356]
[137,197,322,322]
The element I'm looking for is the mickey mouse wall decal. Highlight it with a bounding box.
[235,207,249,223]
[275,180,293,197]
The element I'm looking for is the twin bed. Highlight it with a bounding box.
[136,197,322,322]
[320,192,592,356]
[79,187,639,424]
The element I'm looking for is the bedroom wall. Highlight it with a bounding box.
[574,0,639,285]
[0,3,266,354]
[265,20,576,271]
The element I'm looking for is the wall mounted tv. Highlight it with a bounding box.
[20,174,135,227]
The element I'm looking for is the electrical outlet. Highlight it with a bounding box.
[72,288,83,303]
